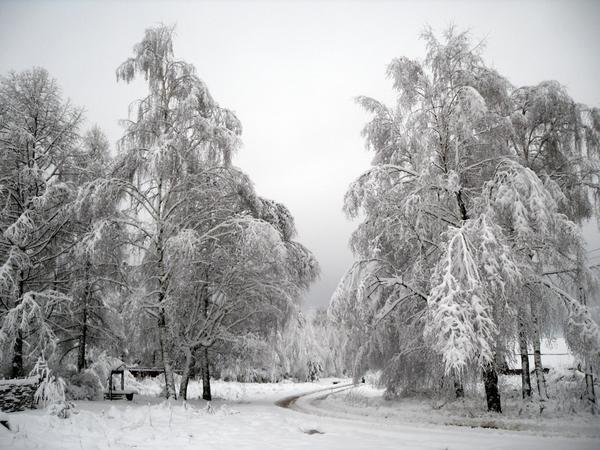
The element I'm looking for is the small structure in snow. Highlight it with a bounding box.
[104,364,135,401]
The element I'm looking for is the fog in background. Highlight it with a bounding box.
[1,0,599,310]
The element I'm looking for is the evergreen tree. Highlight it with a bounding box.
[0,68,83,377]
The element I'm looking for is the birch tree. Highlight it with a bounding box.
[165,191,319,399]
[101,25,244,398]
[101,24,319,399]
[507,82,600,402]
[339,27,516,411]
[336,26,600,412]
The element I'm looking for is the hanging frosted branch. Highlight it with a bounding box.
[0,291,71,360]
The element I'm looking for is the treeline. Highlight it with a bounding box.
[330,27,600,413]
[0,25,323,400]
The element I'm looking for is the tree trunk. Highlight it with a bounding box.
[584,363,597,414]
[578,286,596,413]
[77,263,91,373]
[451,370,464,398]
[454,380,464,398]
[12,276,25,377]
[179,347,193,400]
[199,281,212,401]
[482,363,502,413]
[531,309,548,400]
[202,346,211,401]
[12,330,24,378]
[154,172,177,398]
[158,308,177,399]
[518,319,532,399]
[77,304,88,372]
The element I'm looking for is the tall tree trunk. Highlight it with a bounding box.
[454,379,465,398]
[584,363,597,414]
[531,308,548,400]
[518,318,532,399]
[199,280,212,401]
[578,285,597,413]
[12,275,25,377]
[202,346,212,401]
[77,269,90,373]
[179,347,193,400]
[77,304,87,372]
[483,362,502,413]
[154,179,176,399]
[158,308,177,399]
[12,330,24,378]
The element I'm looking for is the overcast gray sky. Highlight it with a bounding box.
[1,0,599,310]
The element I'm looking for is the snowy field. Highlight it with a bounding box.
[2,374,599,449]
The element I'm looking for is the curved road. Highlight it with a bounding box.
[275,382,355,410]
[274,382,599,450]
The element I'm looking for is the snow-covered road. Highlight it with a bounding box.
[275,383,599,450]
[1,380,599,449]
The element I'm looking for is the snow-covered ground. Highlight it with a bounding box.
[1,374,599,449]
[311,382,600,437]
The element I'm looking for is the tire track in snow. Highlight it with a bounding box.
[275,382,356,411]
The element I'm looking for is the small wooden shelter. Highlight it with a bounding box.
[104,364,135,401]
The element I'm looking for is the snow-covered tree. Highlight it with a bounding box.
[333,26,600,413]
[165,191,319,399]
[96,25,319,400]
[89,24,245,398]
[273,309,337,381]
[60,128,127,372]
[506,81,600,403]
[0,68,83,377]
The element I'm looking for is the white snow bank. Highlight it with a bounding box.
[2,388,598,450]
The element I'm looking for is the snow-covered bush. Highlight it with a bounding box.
[307,360,323,382]
[363,370,381,387]
[544,367,597,415]
[217,335,283,383]
[86,351,124,389]
[221,366,282,383]
[30,358,66,409]
[48,400,76,419]
[129,373,164,397]
[64,370,103,401]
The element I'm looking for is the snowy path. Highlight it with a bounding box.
[275,381,355,409]
[1,380,599,449]
[275,383,599,450]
